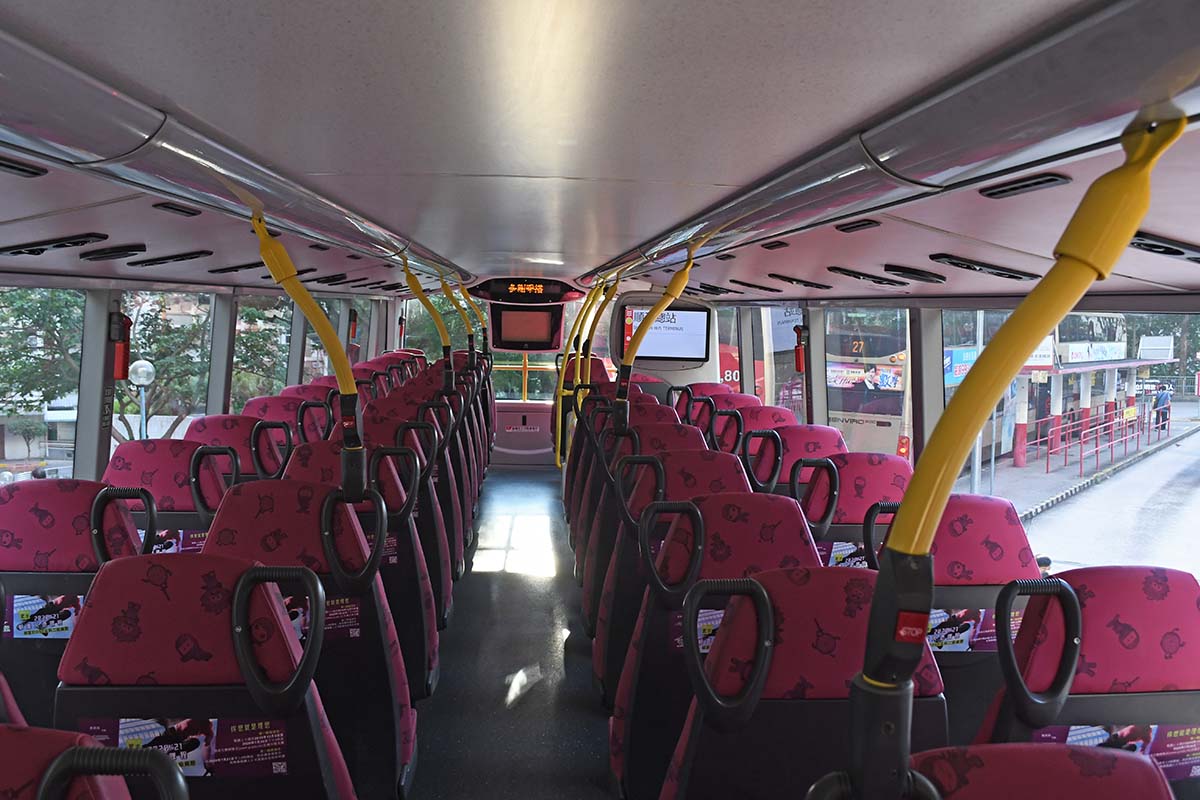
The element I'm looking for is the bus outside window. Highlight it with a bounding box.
[231,294,293,412]
[825,308,913,458]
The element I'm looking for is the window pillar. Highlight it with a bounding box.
[74,289,121,479]
[207,293,237,414]
[285,300,306,386]
[807,308,828,425]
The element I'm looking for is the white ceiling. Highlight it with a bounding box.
[0,0,1094,281]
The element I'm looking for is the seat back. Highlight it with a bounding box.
[243,394,327,446]
[184,414,284,480]
[913,743,1174,799]
[661,568,946,800]
[694,392,761,437]
[0,671,25,725]
[720,404,796,454]
[563,355,610,384]
[747,424,848,493]
[55,553,356,798]
[0,724,133,799]
[673,382,733,423]
[801,452,912,564]
[104,439,227,551]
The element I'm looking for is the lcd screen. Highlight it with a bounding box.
[501,309,553,343]
[620,306,710,361]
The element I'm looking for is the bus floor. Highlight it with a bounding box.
[1025,426,1200,579]
[414,466,611,799]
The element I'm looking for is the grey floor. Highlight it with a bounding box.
[412,466,611,799]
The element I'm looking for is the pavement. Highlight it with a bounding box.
[1024,423,1200,576]
[952,398,1200,517]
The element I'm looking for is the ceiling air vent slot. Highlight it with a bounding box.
[346,254,363,261]
[209,261,263,275]
[152,202,201,217]
[1128,231,1200,263]
[883,264,946,284]
[0,156,48,179]
[300,274,326,284]
[979,173,1071,199]
[697,283,731,296]
[248,226,280,237]
[729,279,782,293]
[378,282,404,291]
[79,244,147,262]
[308,243,331,251]
[827,266,907,287]
[128,250,213,268]
[834,219,880,234]
[929,253,1036,281]
[0,233,107,257]
[315,273,349,285]
[262,268,315,279]
[714,253,736,261]
[768,273,832,290]
[760,240,789,251]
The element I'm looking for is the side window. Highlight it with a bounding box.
[302,299,340,383]
[348,297,373,364]
[232,295,293,410]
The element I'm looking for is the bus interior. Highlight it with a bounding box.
[0,1,1199,798]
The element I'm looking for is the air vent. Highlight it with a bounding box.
[883,264,946,284]
[714,253,736,261]
[249,226,280,237]
[827,266,908,287]
[729,279,783,293]
[79,244,147,262]
[152,201,201,217]
[760,240,790,251]
[0,233,107,257]
[979,173,1071,200]
[0,155,48,179]
[314,273,349,285]
[308,243,331,251]
[378,282,405,291]
[929,253,1037,281]
[209,261,263,275]
[127,250,213,268]
[346,254,363,261]
[768,272,832,290]
[834,219,881,234]
[1128,231,1200,263]
[300,273,326,283]
[260,268,315,280]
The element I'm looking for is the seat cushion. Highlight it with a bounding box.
[0,724,132,800]
[0,479,140,572]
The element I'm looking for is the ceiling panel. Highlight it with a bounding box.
[0,0,1092,278]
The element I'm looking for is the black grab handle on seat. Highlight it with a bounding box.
[251,420,292,480]
[190,445,239,521]
[996,578,1082,729]
[319,488,389,595]
[386,363,407,389]
[791,457,839,537]
[370,446,421,523]
[355,378,377,401]
[690,395,717,431]
[572,382,604,418]
[709,408,745,453]
[862,501,902,571]
[396,421,439,483]
[232,565,325,716]
[741,429,784,493]
[297,400,334,443]
[639,501,705,610]
[614,455,666,532]
[667,385,689,421]
[683,578,775,733]
[91,487,158,562]
[38,746,187,800]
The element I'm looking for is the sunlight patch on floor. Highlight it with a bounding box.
[471,513,557,577]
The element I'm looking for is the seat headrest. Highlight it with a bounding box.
[104,439,225,515]
[924,494,1041,586]
[184,415,281,474]
[279,384,332,402]
[0,725,132,800]
[627,424,708,456]
[203,480,367,574]
[912,743,1173,799]
[1018,565,1200,694]
[628,404,680,424]
[626,451,751,522]
[284,441,409,513]
[658,493,820,584]
[707,568,943,700]
[737,405,797,429]
[0,480,140,572]
[802,452,912,526]
[59,553,300,686]
[756,424,849,483]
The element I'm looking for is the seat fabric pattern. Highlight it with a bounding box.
[730,405,797,453]
[563,355,611,384]
[925,494,1042,586]
[104,439,225,515]
[759,425,848,485]
[184,415,282,476]
[802,452,912,525]
[0,673,26,725]
[0,724,132,800]
[912,743,1173,799]
[0,480,140,572]
[243,394,326,445]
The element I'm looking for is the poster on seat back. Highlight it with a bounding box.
[1033,724,1200,781]
[78,717,288,777]
[924,608,1023,652]
[817,541,873,569]
[3,594,85,639]
[144,529,208,554]
[669,609,725,653]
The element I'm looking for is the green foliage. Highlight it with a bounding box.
[231,295,292,411]
[7,416,46,459]
[403,295,487,359]
[0,288,86,414]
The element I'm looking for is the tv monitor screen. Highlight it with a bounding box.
[501,309,553,342]
[621,306,710,361]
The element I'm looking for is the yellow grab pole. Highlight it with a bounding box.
[583,272,625,383]
[553,280,607,467]
[571,282,608,389]
[438,271,476,370]
[457,278,489,353]
[885,118,1184,561]
[402,253,455,388]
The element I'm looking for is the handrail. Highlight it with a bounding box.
[457,277,490,356]
[820,117,1186,800]
[403,252,453,392]
[439,269,476,368]
[553,280,608,467]
[582,271,625,385]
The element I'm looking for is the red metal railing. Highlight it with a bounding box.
[1025,394,1170,476]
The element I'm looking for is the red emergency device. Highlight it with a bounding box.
[111,313,132,380]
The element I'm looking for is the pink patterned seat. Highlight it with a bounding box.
[801,452,912,566]
[611,493,822,800]
[660,568,946,800]
[672,382,733,424]
[183,414,285,480]
[56,553,357,798]
[243,394,327,446]
[745,424,848,494]
[693,392,761,442]
[0,724,133,799]
[715,404,796,454]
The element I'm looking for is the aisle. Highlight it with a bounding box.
[413,467,611,799]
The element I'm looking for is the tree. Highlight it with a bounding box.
[7,416,46,459]
[0,288,85,414]
[403,295,488,360]
[230,296,292,411]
